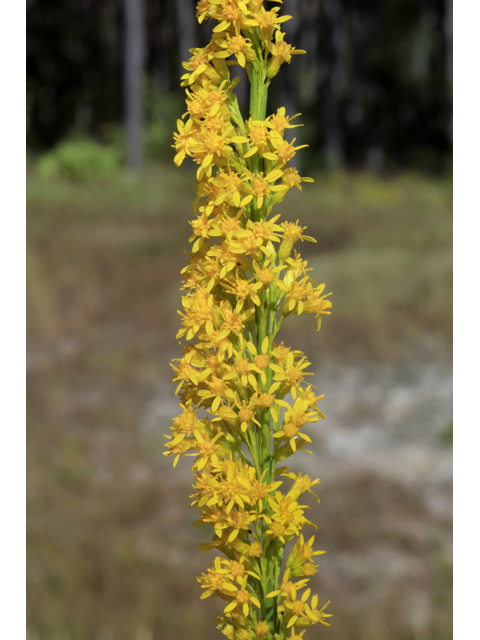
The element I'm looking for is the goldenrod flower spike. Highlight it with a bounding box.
[166,1,332,637]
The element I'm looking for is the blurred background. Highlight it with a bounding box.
[26,1,452,639]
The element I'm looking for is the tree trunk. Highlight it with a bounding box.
[124,0,144,171]
[174,0,197,76]
[323,0,344,167]
[444,0,453,143]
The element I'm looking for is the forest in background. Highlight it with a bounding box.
[27,0,452,172]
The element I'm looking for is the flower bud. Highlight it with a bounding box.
[255,620,270,640]
[267,57,282,79]
[278,237,294,262]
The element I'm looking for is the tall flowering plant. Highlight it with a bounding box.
[164,2,332,638]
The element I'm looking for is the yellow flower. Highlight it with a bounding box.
[192,430,225,470]
[166,2,333,637]
[267,107,302,135]
[196,1,215,24]
[288,632,307,640]
[266,30,306,78]
[170,402,203,437]
[266,568,309,600]
[278,220,316,262]
[286,534,325,578]
[208,1,257,34]
[163,433,194,468]
[177,288,215,340]
[241,168,285,209]
[223,575,261,617]
[189,211,216,252]
[255,620,270,639]
[252,258,284,288]
[254,6,292,42]
[180,45,227,87]
[198,557,234,599]
[264,491,314,543]
[199,370,236,406]
[278,276,311,316]
[234,397,260,433]
[291,598,332,629]
[192,127,235,180]
[241,119,271,158]
[181,47,210,83]
[273,397,318,452]
[284,472,321,502]
[220,34,256,67]
[281,167,314,192]
[298,385,325,416]
[172,117,195,166]
[211,169,248,208]
[285,588,312,628]
[265,134,308,165]
[303,283,333,330]
[223,275,263,313]
[171,353,201,393]
[270,350,313,399]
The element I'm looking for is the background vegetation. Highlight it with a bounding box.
[27,1,452,639]
[27,0,452,172]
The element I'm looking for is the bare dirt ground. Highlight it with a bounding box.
[27,169,452,640]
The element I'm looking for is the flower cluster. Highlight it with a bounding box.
[165,2,332,638]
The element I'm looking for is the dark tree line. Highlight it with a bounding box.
[27,0,452,171]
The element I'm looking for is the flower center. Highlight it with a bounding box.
[235,589,251,604]
[238,408,253,422]
[258,268,274,285]
[292,600,305,615]
[254,355,270,370]
[258,393,274,408]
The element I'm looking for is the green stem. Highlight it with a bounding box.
[248,46,284,639]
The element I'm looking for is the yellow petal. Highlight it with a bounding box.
[201,153,213,168]
[213,21,230,32]
[287,615,297,628]
[244,146,258,158]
